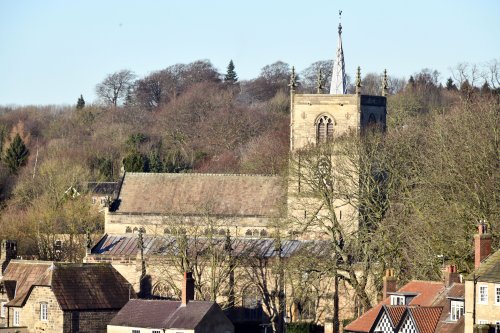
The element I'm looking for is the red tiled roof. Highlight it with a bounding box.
[398,281,445,306]
[344,303,383,332]
[409,307,443,333]
[345,281,445,332]
[385,306,406,326]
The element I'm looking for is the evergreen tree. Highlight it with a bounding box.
[446,77,457,91]
[224,60,238,84]
[148,150,164,173]
[481,81,491,95]
[407,76,415,88]
[4,134,29,173]
[76,94,85,110]
[123,150,147,172]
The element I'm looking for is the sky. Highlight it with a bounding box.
[0,0,499,105]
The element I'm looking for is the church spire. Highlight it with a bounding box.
[330,10,347,94]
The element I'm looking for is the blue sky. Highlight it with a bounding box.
[1,0,499,105]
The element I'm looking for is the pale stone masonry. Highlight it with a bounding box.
[0,260,134,333]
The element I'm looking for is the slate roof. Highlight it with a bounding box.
[2,260,133,310]
[465,248,500,283]
[109,299,221,329]
[91,234,331,258]
[110,172,285,217]
[87,181,118,195]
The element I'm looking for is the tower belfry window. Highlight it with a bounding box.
[317,115,334,143]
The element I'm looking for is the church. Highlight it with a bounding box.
[89,16,388,332]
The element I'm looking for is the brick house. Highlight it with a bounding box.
[0,260,134,333]
[108,272,234,333]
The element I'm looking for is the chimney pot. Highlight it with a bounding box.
[444,264,460,287]
[383,269,397,300]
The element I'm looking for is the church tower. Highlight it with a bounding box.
[288,13,387,237]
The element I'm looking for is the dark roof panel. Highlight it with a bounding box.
[109,299,216,329]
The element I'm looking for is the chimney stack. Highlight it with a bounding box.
[474,223,492,269]
[383,268,397,299]
[182,272,195,306]
[443,264,461,287]
[1,240,17,275]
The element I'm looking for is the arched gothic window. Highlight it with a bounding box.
[316,115,334,143]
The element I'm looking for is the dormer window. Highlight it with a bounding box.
[390,295,405,305]
[316,115,334,143]
[450,300,464,321]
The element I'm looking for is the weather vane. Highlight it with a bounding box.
[339,10,342,20]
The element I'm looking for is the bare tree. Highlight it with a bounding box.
[96,69,136,107]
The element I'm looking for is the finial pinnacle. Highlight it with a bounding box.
[316,68,323,94]
[382,69,389,96]
[289,66,297,92]
[338,10,343,34]
[356,66,362,94]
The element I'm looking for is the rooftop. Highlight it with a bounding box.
[2,260,133,310]
[91,234,331,258]
[465,248,500,283]
[109,172,285,217]
[109,299,224,329]
[344,280,454,333]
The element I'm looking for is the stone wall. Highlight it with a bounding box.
[8,286,64,333]
[63,310,118,333]
[105,212,273,238]
[290,94,360,151]
[464,280,500,333]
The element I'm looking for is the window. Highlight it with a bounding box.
[13,309,20,326]
[479,285,488,304]
[495,285,500,305]
[40,302,48,321]
[152,331,161,333]
[316,115,334,143]
[450,300,464,321]
[0,302,6,318]
[390,295,405,305]
[131,330,140,333]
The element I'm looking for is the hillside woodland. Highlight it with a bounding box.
[0,59,498,285]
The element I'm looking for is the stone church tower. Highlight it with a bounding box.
[287,15,388,237]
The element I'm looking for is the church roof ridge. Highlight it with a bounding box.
[125,172,280,178]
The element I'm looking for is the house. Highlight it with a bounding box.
[344,266,465,333]
[107,272,234,333]
[464,224,500,332]
[0,260,134,333]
